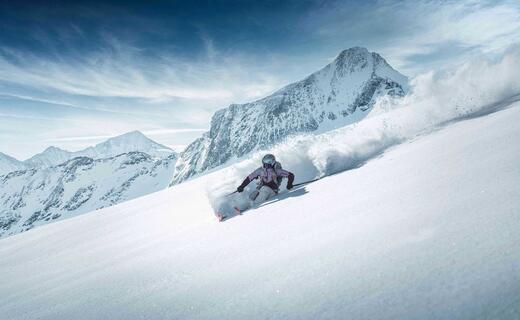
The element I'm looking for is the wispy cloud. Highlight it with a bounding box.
[0,34,285,104]
[304,0,520,74]
[43,134,116,142]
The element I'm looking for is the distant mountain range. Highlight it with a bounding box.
[0,152,177,237]
[172,47,407,183]
[0,131,178,238]
[0,131,174,175]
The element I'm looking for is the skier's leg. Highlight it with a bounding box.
[253,186,275,206]
[234,190,257,212]
[249,190,260,201]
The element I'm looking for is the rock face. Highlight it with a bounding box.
[172,47,408,183]
[0,152,177,238]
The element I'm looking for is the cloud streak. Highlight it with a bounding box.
[304,0,520,74]
[0,35,285,104]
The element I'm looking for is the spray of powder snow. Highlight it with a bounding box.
[206,45,520,210]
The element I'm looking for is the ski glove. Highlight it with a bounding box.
[286,172,295,190]
[237,177,251,193]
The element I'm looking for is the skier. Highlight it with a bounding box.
[234,154,295,213]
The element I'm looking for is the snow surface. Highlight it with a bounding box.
[1,99,519,319]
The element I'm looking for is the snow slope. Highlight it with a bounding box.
[0,100,519,319]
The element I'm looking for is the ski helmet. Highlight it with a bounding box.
[262,154,276,166]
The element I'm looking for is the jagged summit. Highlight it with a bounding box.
[333,47,388,66]
[325,47,406,85]
[172,48,408,183]
[334,46,369,63]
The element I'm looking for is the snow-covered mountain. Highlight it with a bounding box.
[80,130,174,160]
[0,152,27,176]
[24,131,174,168]
[172,47,407,183]
[24,146,72,168]
[0,151,177,238]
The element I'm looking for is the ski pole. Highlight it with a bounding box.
[226,190,238,197]
[292,178,320,187]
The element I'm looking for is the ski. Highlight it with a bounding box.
[216,212,227,222]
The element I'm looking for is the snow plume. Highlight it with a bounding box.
[206,46,520,207]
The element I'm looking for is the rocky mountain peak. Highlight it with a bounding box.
[335,46,369,62]
[172,48,408,184]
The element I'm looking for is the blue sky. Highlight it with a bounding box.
[1,0,519,159]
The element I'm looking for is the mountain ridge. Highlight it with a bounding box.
[13,130,175,171]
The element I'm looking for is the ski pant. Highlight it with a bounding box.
[236,186,276,211]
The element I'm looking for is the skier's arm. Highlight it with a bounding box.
[286,172,294,189]
[237,168,261,192]
[237,177,251,192]
[276,168,295,189]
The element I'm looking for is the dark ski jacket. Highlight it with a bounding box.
[239,166,294,192]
